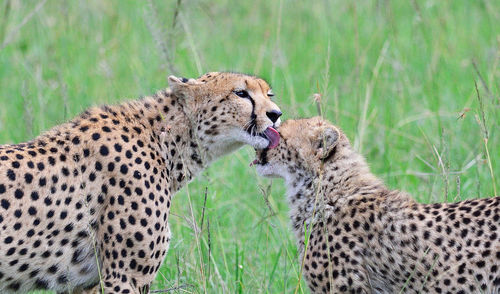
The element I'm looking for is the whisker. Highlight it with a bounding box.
[242,120,253,131]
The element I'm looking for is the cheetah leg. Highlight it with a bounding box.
[300,240,372,293]
[93,189,171,294]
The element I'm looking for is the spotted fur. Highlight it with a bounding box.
[255,117,499,294]
[0,72,282,293]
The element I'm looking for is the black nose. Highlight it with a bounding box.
[266,110,282,123]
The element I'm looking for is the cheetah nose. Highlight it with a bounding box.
[266,110,282,124]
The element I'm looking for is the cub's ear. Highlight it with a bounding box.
[316,126,339,160]
[168,75,203,98]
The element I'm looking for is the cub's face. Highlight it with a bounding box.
[253,117,342,180]
[169,72,282,157]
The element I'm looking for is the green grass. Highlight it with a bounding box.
[1,0,499,293]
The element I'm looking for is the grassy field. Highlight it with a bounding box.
[1,0,499,293]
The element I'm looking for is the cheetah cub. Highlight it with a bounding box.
[254,117,499,294]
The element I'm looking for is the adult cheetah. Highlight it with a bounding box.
[0,72,282,293]
[254,117,499,293]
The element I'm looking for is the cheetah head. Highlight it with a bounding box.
[168,72,282,160]
[253,117,344,181]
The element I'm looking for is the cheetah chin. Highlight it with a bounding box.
[251,148,284,178]
[238,126,280,150]
[254,164,284,179]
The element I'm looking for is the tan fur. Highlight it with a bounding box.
[255,117,499,294]
[0,72,281,293]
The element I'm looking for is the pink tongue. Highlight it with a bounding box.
[249,159,259,167]
[264,127,280,149]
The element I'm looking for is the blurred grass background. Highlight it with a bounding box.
[0,0,499,293]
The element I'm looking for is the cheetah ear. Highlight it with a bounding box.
[168,75,203,98]
[316,127,339,160]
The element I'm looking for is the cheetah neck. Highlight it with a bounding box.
[121,90,208,193]
[319,150,385,202]
[285,147,387,243]
[289,148,384,201]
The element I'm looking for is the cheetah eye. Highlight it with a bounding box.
[267,92,274,98]
[234,90,250,98]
